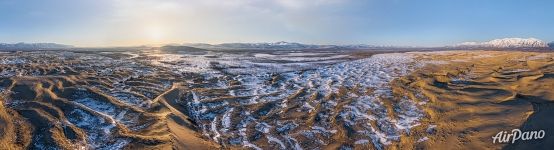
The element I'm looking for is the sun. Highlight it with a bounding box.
[143,25,165,43]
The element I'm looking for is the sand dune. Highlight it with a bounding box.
[0,51,218,149]
[400,51,554,149]
[0,50,553,149]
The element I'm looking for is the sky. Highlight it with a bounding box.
[0,0,553,47]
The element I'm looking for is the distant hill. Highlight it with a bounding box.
[0,42,74,50]
[454,38,548,48]
[183,39,554,51]
[548,42,554,49]
[182,41,383,50]
[160,45,210,55]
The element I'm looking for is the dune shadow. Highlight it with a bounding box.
[503,95,554,150]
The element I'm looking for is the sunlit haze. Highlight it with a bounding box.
[1,0,553,47]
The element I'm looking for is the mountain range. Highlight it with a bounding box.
[454,38,548,48]
[184,38,552,50]
[0,38,552,50]
[182,41,386,50]
[0,42,74,50]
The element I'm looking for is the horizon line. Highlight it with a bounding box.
[1,37,552,48]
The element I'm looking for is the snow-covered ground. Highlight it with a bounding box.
[144,51,350,77]
[173,51,428,149]
[0,49,429,149]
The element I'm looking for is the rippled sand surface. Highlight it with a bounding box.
[402,51,554,149]
[0,49,553,149]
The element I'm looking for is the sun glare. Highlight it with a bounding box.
[144,25,165,43]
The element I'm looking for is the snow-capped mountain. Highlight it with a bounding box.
[455,38,548,48]
[0,42,74,50]
[548,42,554,48]
[217,41,328,50]
[184,41,328,50]
[183,41,380,50]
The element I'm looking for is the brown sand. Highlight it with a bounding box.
[1,50,553,149]
[0,77,219,149]
[392,51,554,149]
[0,52,219,149]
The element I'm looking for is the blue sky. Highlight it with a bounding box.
[0,0,552,47]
